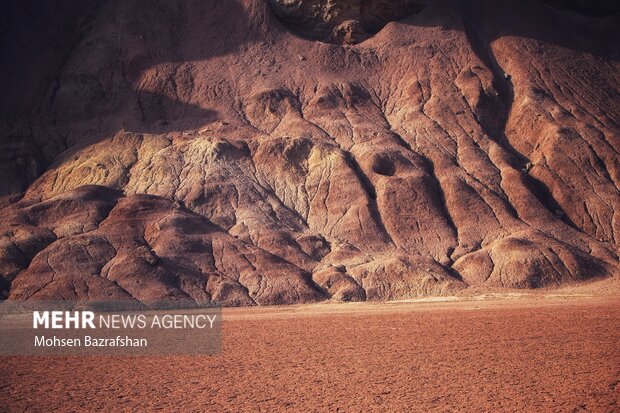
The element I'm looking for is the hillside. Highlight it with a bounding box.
[0,0,618,304]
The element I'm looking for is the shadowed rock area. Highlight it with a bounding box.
[267,0,426,44]
[0,0,618,305]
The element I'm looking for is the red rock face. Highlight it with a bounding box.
[0,0,618,304]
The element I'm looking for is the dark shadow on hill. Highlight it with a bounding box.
[396,0,619,61]
[0,0,255,129]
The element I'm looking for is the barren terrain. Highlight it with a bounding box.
[2,291,619,412]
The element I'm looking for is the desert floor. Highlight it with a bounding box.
[2,289,619,412]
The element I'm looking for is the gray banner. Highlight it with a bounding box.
[0,300,221,355]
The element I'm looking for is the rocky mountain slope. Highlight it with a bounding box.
[0,0,618,305]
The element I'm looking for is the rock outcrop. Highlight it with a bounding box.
[1,0,618,304]
[267,0,426,44]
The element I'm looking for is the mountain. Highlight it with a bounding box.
[0,0,618,305]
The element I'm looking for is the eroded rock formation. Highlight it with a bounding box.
[0,0,618,304]
[267,0,426,44]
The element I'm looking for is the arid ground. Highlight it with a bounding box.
[2,288,619,412]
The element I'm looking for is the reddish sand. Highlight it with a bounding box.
[2,294,619,412]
